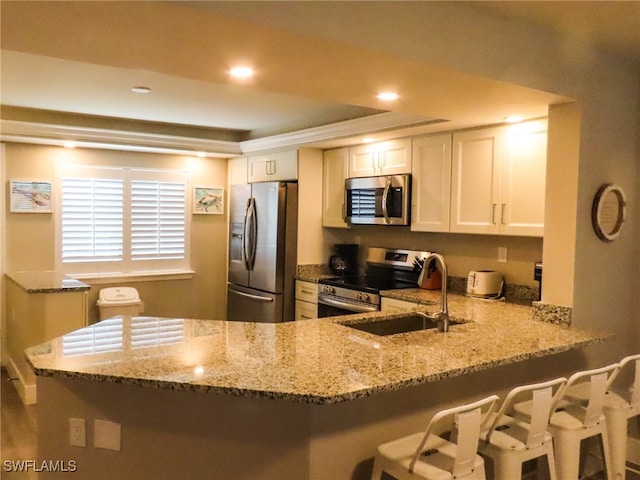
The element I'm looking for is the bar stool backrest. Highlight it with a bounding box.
[608,354,640,409]
[559,364,619,428]
[408,395,500,476]
[485,377,566,449]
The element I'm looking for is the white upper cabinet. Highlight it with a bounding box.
[450,119,547,236]
[322,148,349,228]
[410,134,452,232]
[348,138,411,177]
[228,156,248,185]
[500,119,547,236]
[248,150,298,182]
[450,127,503,234]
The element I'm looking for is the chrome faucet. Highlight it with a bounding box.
[416,252,449,332]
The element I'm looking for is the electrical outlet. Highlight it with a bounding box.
[69,418,86,447]
[498,247,508,263]
[94,419,121,451]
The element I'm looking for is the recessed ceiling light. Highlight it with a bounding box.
[362,137,375,144]
[63,141,77,149]
[505,115,524,123]
[131,86,151,94]
[196,152,206,158]
[229,66,254,78]
[377,92,399,101]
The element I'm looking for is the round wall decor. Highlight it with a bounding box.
[591,183,626,242]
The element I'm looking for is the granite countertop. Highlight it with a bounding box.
[25,293,610,405]
[6,271,90,293]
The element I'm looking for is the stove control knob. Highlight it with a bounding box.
[323,286,335,295]
[361,293,370,303]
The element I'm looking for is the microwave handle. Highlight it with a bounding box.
[381,178,391,224]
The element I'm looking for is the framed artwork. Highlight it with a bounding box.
[193,186,224,215]
[10,180,53,213]
[591,183,626,242]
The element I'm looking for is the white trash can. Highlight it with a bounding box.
[97,287,143,320]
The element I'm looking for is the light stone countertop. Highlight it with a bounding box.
[6,271,90,293]
[25,293,610,405]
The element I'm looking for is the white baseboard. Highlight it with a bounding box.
[6,357,36,405]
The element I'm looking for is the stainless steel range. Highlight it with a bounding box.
[317,247,430,317]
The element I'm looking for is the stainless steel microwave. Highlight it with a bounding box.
[345,174,411,225]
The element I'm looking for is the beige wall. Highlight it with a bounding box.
[2,144,228,339]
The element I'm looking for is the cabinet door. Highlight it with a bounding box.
[228,157,248,185]
[377,138,412,175]
[381,297,418,313]
[322,148,349,228]
[411,134,452,232]
[500,119,547,236]
[450,127,503,234]
[247,154,271,182]
[269,150,298,181]
[349,145,377,177]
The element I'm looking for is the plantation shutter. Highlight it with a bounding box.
[131,169,186,261]
[58,164,190,275]
[60,166,124,264]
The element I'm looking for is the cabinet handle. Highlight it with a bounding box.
[491,203,497,224]
[501,204,506,225]
[300,289,314,294]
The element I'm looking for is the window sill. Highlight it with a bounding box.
[68,270,195,285]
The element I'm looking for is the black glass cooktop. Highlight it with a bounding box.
[319,274,417,294]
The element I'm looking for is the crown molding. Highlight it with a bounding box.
[0,119,242,157]
[239,112,444,153]
[0,112,444,156]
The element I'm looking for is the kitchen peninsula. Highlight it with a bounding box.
[27,294,609,480]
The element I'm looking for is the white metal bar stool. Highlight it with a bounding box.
[478,377,567,480]
[514,363,619,480]
[564,354,640,480]
[371,394,499,480]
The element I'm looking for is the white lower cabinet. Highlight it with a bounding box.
[380,297,419,313]
[295,281,318,320]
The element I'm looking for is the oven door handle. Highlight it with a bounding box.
[318,295,379,313]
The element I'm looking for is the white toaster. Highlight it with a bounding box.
[466,270,503,298]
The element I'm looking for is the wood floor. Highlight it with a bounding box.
[1,368,37,480]
[1,365,640,480]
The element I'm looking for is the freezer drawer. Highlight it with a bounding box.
[226,284,284,323]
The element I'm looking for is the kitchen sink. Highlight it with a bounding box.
[339,314,462,336]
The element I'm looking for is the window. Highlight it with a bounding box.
[57,164,190,276]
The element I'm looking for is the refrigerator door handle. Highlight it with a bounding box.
[229,288,274,303]
[243,197,257,271]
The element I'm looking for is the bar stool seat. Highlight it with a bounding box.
[371,395,499,480]
[478,377,566,480]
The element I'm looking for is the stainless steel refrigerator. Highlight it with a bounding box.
[227,181,298,323]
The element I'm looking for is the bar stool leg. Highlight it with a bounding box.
[600,429,615,480]
[492,452,522,480]
[553,431,582,480]
[606,408,628,480]
[541,444,558,480]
